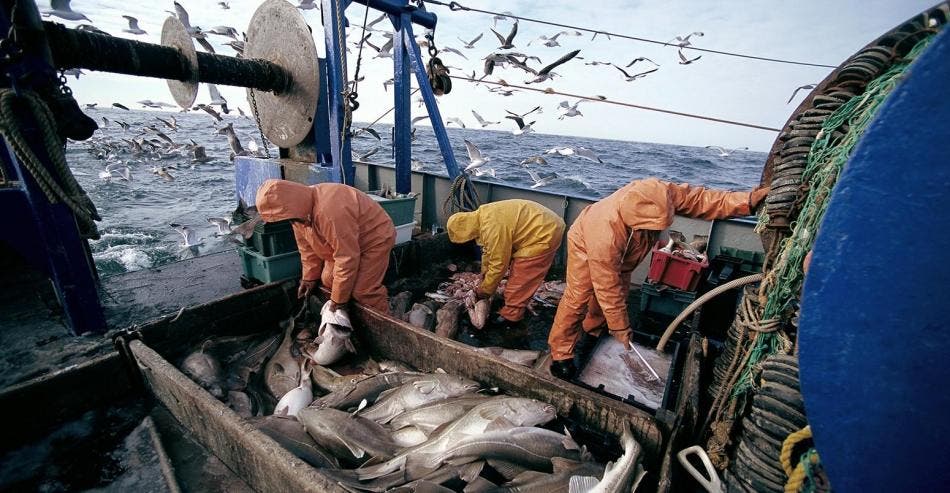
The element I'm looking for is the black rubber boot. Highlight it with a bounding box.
[551,359,577,381]
[574,331,601,364]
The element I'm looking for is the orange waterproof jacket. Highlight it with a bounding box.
[255,180,395,304]
[573,178,754,331]
[447,199,566,295]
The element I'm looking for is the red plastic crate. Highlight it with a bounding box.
[646,242,708,291]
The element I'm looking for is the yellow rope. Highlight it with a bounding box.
[785,449,820,493]
[781,425,813,477]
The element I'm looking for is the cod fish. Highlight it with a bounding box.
[568,421,645,493]
[389,394,489,434]
[392,426,430,448]
[273,363,313,417]
[297,407,401,464]
[311,371,425,410]
[473,347,542,367]
[306,322,356,366]
[182,342,225,399]
[265,318,301,399]
[359,397,557,481]
[249,415,340,469]
[225,331,282,390]
[494,458,604,493]
[417,427,588,474]
[359,373,480,423]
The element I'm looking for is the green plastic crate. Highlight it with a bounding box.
[717,246,765,274]
[370,195,417,225]
[238,246,301,284]
[639,282,697,319]
[250,220,299,257]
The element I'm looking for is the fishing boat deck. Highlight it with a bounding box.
[0,249,249,389]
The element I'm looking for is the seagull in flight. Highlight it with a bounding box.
[297,0,318,10]
[786,84,818,104]
[557,100,585,120]
[207,84,230,114]
[42,0,90,21]
[192,146,213,163]
[528,31,581,48]
[463,139,490,172]
[472,167,496,178]
[705,146,748,157]
[491,21,518,49]
[544,146,603,163]
[677,48,702,65]
[520,156,548,166]
[471,110,499,128]
[459,33,483,49]
[614,65,658,82]
[207,217,233,235]
[122,16,147,35]
[492,11,514,27]
[526,169,557,189]
[440,47,468,60]
[446,117,466,129]
[525,49,581,84]
[171,224,204,250]
[666,31,704,48]
[626,57,660,68]
[508,116,535,136]
[218,2,230,9]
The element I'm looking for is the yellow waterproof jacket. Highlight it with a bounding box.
[447,199,566,295]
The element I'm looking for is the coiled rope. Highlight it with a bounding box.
[442,173,481,215]
[781,426,823,493]
[0,89,100,237]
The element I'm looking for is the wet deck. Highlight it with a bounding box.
[0,250,251,389]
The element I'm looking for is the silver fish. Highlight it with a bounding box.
[359,397,557,480]
[496,458,604,492]
[249,415,340,469]
[416,427,587,475]
[307,322,356,366]
[567,421,644,493]
[391,426,430,448]
[181,345,225,399]
[297,407,401,464]
[389,394,489,434]
[311,371,425,410]
[309,362,372,393]
[273,364,312,417]
[360,373,480,423]
[265,318,301,399]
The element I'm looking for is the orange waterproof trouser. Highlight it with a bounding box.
[320,237,395,313]
[498,242,560,322]
[548,247,631,361]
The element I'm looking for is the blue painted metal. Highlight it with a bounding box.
[799,28,950,491]
[0,141,106,334]
[391,12,412,194]
[313,58,333,165]
[322,0,355,186]
[350,0,438,29]
[402,22,461,178]
[234,157,283,208]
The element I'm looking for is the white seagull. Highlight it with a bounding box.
[705,146,748,157]
[557,100,584,120]
[42,0,90,21]
[471,110,499,128]
[526,169,557,189]
[458,33,483,49]
[207,217,232,235]
[463,139,490,172]
[122,16,147,36]
[171,224,204,248]
[446,117,466,129]
[666,31,704,48]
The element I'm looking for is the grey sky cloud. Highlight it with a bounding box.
[46,0,937,151]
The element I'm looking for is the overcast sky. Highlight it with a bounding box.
[43,0,936,150]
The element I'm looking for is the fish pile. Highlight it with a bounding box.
[425,272,491,330]
[178,319,646,491]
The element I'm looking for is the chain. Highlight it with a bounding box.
[334,0,351,183]
[248,89,271,158]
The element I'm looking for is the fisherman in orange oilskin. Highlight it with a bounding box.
[548,178,769,380]
[255,179,396,314]
[446,199,566,329]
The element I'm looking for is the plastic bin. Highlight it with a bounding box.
[238,246,301,284]
[717,246,764,274]
[646,243,708,291]
[369,194,417,226]
[395,222,416,245]
[250,220,298,257]
[639,281,697,319]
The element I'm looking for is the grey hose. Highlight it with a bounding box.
[655,273,764,352]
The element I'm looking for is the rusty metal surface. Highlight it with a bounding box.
[129,339,346,493]
[244,0,320,147]
[161,17,198,109]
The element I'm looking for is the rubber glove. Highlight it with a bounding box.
[298,279,317,299]
[750,186,770,210]
[610,326,633,350]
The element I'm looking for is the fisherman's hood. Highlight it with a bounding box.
[446,210,480,243]
[618,178,676,231]
[256,179,314,222]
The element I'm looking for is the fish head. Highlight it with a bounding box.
[432,374,481,396]
[503,398,558,427]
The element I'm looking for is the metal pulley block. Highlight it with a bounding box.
[426,42,451,95]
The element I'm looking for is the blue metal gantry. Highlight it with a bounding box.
[321,0,461,193]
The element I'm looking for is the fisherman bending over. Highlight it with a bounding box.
[256,179,395,313]
[447,199,566,330]
[548,178,769,380]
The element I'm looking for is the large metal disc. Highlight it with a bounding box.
[161,17,199,109]
[245,0,320,148]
